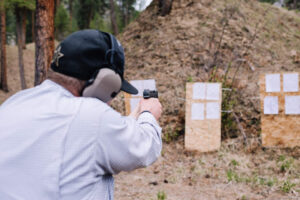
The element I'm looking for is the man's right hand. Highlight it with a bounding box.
[139,98,162,121]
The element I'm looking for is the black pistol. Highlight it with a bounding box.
[143,89,158,99]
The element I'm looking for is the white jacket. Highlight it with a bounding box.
[0,80,162,200]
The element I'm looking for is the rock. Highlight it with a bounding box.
[291,50,300,63]
[149,181,158,186]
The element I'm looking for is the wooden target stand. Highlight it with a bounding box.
[260,72,300,148]
[185,82,222,152]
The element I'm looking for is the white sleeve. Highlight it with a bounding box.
[95,108,162,174]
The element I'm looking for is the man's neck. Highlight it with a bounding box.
[46,73,85,97]
[61,83,81,97]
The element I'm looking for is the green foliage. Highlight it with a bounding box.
[280,159,293,173]
[198,159,205,166]
[5,8,16,44]
[278,155,285,162]
[209,64,239,139]
[75,0,106,29]
[163,126,181,143]
[6,8,16,33]
[267,178,276,187]
[186,76,193,82]
[260,0,300,9]
[226,168,280,188]
[221,85,238,139]
[259,0,276,3]
[25,11,34,43]
[116,0,139,31]
[55,4,71,40]
[241,195,247,200]
[70,18,79,33]
[230,159,239,167]
[226,169,240,182]
[277,155,294,173]
[4,0,35,44]
[280,180,296,193]
[7,0,35,10]
[4,0,142,45]
[90,13,110,33]
[157,191,167,200]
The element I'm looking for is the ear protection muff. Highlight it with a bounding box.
[82,33,122,102]
[82,68,122,102]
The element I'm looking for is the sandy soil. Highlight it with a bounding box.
[114,137,299,200]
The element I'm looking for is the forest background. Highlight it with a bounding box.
[0,0,299,92]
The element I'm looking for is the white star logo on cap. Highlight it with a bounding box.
[52,46,64,67]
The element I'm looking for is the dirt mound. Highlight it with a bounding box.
[114,0,300,139]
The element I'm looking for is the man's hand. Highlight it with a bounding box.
[129,98,162,121]
[140,98,162,121]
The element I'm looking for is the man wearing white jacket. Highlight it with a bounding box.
[0,30,162,200]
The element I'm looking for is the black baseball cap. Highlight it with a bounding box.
[51,29,138,95]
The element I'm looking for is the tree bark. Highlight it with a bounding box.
[78,0,93,29]
[69,0,73,25]
[54,0,60,15]
[125,2,129,26]
[16,7,27,89]
[31,11,35,42]
[109,0,118,35]
[158,0,173,16]
[0,1,8,92]
[121,8,126,27]
[35,0,55,85]
[21,9,27,49]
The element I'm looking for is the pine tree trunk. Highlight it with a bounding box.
[69,0,73,25]
[125,3,129,26]
[31,11,35,42]
[22,9,27,49]
[159,0,173,16]
[16,7,27,90]
[35,0,55,85]
[0,2,8,92]
[122,8,126,27]
[54,0,60,15]
[87,7,93,29]
[109,0,118,35]
[78,0,94,29]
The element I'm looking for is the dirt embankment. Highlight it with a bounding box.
[113,0,300,139]
[113,2,300,198]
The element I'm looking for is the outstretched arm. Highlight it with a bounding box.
[96,98,162,174]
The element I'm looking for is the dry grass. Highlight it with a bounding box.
[115,136,300,200]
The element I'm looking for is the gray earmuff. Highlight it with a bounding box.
[82,68,122,102]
